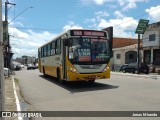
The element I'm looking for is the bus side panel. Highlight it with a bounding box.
[40,55,62,79]
[43,65,57,77]
[38,61,42,73]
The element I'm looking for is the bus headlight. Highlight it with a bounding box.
[68,67,77,73]
[103,66,109,72]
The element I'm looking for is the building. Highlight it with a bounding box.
[14,55,37,65]
[112,37,141,71]
[142,21,160,65]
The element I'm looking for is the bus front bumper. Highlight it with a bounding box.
[67,70,110,81]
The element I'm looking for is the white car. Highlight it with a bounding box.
[21,64,24,68]
[4,68,11,76]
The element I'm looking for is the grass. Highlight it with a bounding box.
[14,78,19,84]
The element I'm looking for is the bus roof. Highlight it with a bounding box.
[38,29,108,48]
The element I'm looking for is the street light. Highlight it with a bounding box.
[8,6,33,24]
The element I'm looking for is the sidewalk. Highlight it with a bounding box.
[4,76,18,120]
[111,71,160,80]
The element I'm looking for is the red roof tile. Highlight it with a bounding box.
[113,37,140,48]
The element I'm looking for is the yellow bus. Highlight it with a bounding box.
[38,28,113,83]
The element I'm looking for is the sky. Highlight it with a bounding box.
[2,0,160,58]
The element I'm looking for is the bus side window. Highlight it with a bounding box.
[41,47,43,58]
[47,44,51,56]
[56,39,61,55]
[50,43,52,56]
[52,41,56,55]
[46,45,48,57]
[44,46,46,57]
[55,40,57,54]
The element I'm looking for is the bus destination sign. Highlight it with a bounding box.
[71,30,107,37]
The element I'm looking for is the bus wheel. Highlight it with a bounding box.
[43,67,47,77]
[57,69,64,84]
[88,80,95,84]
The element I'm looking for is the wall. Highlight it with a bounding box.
[112,44,143,71]
[142,22,160,48]
[142,22,160,65]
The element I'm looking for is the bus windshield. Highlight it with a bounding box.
[68,38,110,64]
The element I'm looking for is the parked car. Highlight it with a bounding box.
[4,67,11,76]
[20,64,25,68]
[34,63,38,69]
[119,62,149,74]
[14,64,22,71]
[27,64,35,70]
[119,64,128,71]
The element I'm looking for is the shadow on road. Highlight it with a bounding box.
[39,75,118,93]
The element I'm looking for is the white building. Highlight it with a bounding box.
[142,21,160,65]
[111,37,140,71]
[112,44,143,71]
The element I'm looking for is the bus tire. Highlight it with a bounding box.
[43,67,47,77]
[57,69,64,84]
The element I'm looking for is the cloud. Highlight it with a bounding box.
[80,0,114,6]
[122,2,136,11]
[145,5,160,22]
[9,27,57,58]
[92,0,110,5]
[119,17,138,30]
[114,11,125,18]
[9,28,29,39]
[95,11,109,17]
[98,17,138,30]
[129,0,149,2]
[118,0,149,11]
[63,21,83,31]
[84,18,96,24]
[118,0,126,6]
[98,19,135,38]
[9,21,82,58]
[97,17,138,37]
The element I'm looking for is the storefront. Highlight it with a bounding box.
[153,49,160,65]
[144,50,151,64]
[143,49,160,65]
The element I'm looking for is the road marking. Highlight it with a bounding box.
[12,77,23,120]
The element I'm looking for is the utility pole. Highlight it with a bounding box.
[137,34,140,74]
[4,1,15,70]
[0,0,4,112]
[135,19,149,74]
[4,1,32,71]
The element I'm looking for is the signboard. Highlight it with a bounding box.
[70,30,107,37]
[135,19,149,34]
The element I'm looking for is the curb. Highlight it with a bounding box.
[111,72,160,80]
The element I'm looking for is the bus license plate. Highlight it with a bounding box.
[88,76,96,79]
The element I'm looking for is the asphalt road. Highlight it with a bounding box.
[14,68,160,120]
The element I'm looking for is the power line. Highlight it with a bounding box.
[8,6,33,24]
